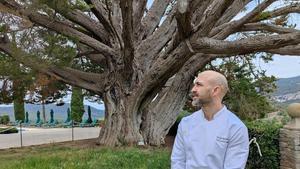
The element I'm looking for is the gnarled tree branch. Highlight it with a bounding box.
[135,9,177,72]
[49,6,110,45]
[192,32,300,55]
[133,0,147,39]
[241,22,299,34]
[139,0,172,40]
[120,0,135,80]
[175,0,193,39]
[214,0,251,27]
[83,0,115,36]
[266,44,300,56]
[251,3,300,22]
[193,0,235,37]
[210,0,276,38]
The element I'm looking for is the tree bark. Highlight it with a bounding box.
[141,55,212,146]
[99,86,142,146]
[141,73,192,145]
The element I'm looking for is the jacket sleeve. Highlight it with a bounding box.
[224,125,249,169]
[171,121,186,169]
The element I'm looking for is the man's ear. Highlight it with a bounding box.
[212,86,220,96]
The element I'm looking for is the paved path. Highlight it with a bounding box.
[0,127,100,149]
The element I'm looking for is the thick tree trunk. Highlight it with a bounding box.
[140,56,211,146]
[141,73,192,146]
[98,86,142,146]
[98,56,211,146]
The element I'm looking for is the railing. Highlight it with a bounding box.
[0,120,101,149]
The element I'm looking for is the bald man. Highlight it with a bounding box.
[171,70,249,169]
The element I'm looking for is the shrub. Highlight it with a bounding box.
[0,115,10,125]
[246,120,282,169]
[0,127,18,134]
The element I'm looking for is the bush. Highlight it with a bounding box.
[0,115,10,125]
[246,120,282,169]
[0,127,18,134]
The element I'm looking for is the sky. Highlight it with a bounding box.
[254,55,300,78]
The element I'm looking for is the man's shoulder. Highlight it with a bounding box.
[180,110,200,124]
[226,109,247,130]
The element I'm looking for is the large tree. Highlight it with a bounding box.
[0,0,300,146]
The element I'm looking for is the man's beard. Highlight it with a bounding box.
[192,97,211,109]
[192,98,202,108]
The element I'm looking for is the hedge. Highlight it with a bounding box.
[0,127,18,134]
[246,120,282,169]
[0,115,10,125]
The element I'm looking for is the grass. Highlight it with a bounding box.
[0,144,171,169]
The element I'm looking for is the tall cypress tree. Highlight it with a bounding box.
[12,79,26,122]
[71,86,84,122]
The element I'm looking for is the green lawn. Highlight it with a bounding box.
[0,145,171,169]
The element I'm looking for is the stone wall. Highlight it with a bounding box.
[280,127,300,169]
[280,103,300,169]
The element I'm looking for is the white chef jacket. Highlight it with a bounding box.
[171,106,249,169]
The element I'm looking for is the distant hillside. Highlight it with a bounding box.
[273,76,300,96]
[0,103,104,122]
[272,76,300,103]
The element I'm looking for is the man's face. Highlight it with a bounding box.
[191,74,213,107]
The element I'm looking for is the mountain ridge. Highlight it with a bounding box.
[272,75,300,103]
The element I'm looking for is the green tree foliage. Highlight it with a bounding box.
[13,90,25,122]
[0,115,10,125]
[0,31,70,122]
[71,86,84,122]
[0,52,31,122]
[28,73,68,122]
